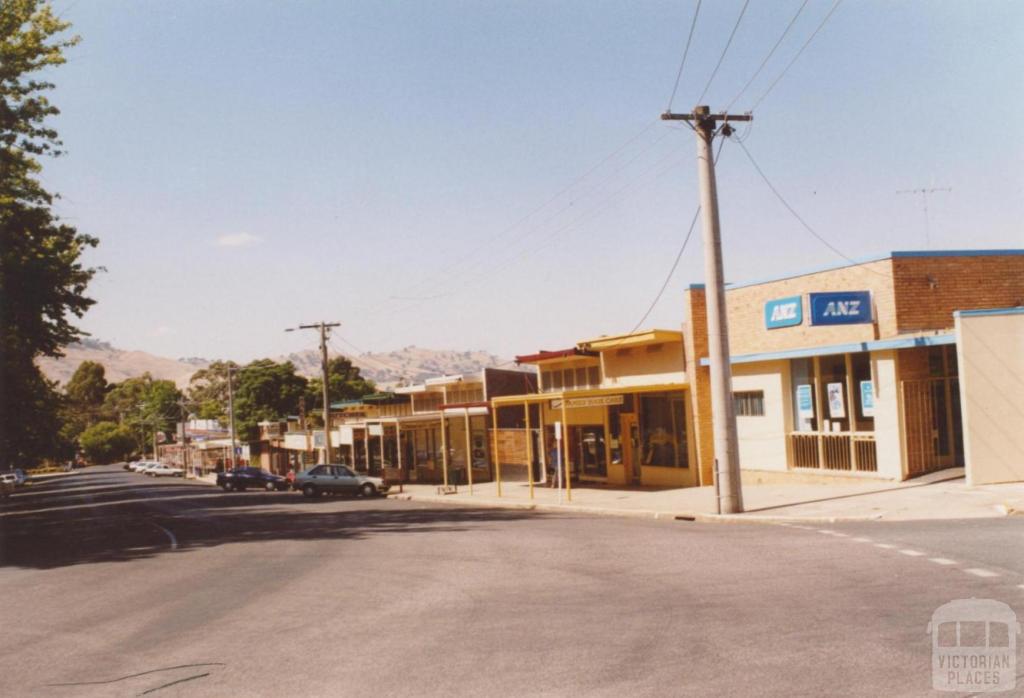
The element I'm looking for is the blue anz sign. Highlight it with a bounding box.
[765,296,803,329]
[809,291,873,326]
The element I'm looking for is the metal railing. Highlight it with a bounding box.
[789,432,877,472]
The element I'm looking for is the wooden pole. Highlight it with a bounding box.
[492,407,501,497]
[464,409,474,495]
[524,402,534,500]
[561,400,572,502]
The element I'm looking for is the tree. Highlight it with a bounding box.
[232,360,308,441]
[1,2,96,470]
[185,360,239,423]
[304,356,375,409]
[79,421,135,464]
[103,374,182,455]
[58,360,109,444]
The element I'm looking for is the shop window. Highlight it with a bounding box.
[572,426,607,477]
[734,391,765,417]
[639,394,688,468]
[588,365,600,387]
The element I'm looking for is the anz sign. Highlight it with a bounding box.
[764,296,803,329]
[809,291,873,326]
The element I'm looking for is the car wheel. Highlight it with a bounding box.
[302,483,318,498]
[265,481,276,492]
[360,483,376,498]
[222,482,233,492]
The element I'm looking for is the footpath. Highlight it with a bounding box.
[389,468,1024,524]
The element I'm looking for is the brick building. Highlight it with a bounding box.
[683,250,1024,484]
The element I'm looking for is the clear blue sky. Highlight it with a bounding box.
[43,0,1023,362]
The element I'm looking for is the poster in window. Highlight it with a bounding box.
[860,380,875,418]
[827,382,846,419]
[796,384,814,419]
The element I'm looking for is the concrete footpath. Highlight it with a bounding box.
[389,468,1024,523]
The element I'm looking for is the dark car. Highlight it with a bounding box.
[293,464,389,498]
[217,467,289,492]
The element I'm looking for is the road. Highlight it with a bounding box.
[1,464,1022,697]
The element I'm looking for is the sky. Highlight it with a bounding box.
[40,0,1024,362]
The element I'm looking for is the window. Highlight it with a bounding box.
[588,365,600,387]
[639,394,688,468]
[734,391,765,417]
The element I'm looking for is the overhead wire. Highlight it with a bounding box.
[724,0,810,111]
[734,137,888,277]
[695,0,751,105]
[751,0,843,110]
[666,0,703,111]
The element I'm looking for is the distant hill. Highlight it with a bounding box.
[37,339,510,390]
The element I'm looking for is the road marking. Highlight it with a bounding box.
[1017,584,1024,591]
[152,523,178,551]
[898,549,925,557]
[830,532,849,537]
[929,558,957,566]
[817,529,837,535]
[852,537,873,543]
[964,568,999,578]
[874,543,896,549]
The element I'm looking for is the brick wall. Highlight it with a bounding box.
[683,287,714,485]
[893,255,1024,333]
[723,258,896,354]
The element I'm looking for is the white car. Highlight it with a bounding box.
[146,463,184,477]
[131,461,158,473]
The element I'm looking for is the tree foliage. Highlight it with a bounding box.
[79,421,135,464]
[304,356,375,408]
[0,2,95,469]
[232,360,308,441]
[103,374,182,455]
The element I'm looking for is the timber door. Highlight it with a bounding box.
[901,377,963,476]
[620,413,640,484]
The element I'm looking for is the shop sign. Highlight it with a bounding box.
[796,384,814,419]
[765,295,803,329]
[827,382,846,419]
[860,381,875,418]
[550,395,624,410]
[313,430,325,448]
[339,426,355,446]
[809,291,873,325]
[368,424,383,437]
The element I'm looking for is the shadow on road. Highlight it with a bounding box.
[0,468,543,570]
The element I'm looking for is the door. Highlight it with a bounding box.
[620,413,639,484]
[332,465,360,494]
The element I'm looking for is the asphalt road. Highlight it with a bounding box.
[1,465,1022,697]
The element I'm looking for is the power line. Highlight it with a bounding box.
[625,138,725,335]
[666,0,703,111]
[695,0,751,105]
[724,0,809,111]
[751,0,843,110]
[734,138,888,277]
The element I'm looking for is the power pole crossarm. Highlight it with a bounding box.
[661,105,749,514]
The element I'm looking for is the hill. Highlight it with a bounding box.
[37,339,510,390]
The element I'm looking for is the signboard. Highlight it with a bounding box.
[313,430,325,448]
[554,421,562,441]
[764,295,803,329]
[368,424,383,437]
[339,426,355,446]
[550,395,624,410]
[860,380,875,418]
[809,291,873,326]
[827,382,846,419]
[796,384,814,419]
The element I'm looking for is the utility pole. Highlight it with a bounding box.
[661,105,751,514]
[178,399,191,477]
[896,186,951,249]
[225,365,238,468]
[286,322,341,464]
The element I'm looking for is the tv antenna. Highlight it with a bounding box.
[896,186,951,249]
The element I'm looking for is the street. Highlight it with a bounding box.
[1,465,1023,697]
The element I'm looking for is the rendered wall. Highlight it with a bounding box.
[955,311,1024,485]
[732,361,790,473]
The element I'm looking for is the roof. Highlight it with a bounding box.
[579,329,683,351]
[361,392,410,404]
[514,348,598,365]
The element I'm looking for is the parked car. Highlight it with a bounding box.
[293,464,389,498]
[146,463,184,477]
[130,460,157,472]
[0,473,18,487]
[217,467,289,492]
[7,469,27,486]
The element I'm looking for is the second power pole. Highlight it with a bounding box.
[662,105,749,514]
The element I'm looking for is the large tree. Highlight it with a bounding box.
[103,374,182,455]
[1,2,96,469]
[58,360,109,444]
[232,360,308,441]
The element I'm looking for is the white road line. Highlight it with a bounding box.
[874,543,897,549]
[817,529,836,535]
[929,558,957,566]
[1017,584,1024,591]
[964,568,999,578]
[852,537,873,543]
[152,523,178,551]
[898,549,925,557]
[830,532,849,537]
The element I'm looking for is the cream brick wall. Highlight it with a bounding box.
[732,361,790,472]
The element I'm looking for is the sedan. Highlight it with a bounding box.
[293,464,389,498]
[146,463,184,477]
[217,467,289,492]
